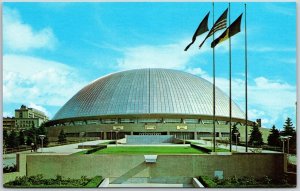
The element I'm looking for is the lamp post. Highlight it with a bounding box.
[211,132,213,148]
[287,136,291,154]
[38,135,46,153]
[280,136,292,154]
[115,130,119,146]
[280,135,292,154]
[281,138,285,153]
[234,132,239,152]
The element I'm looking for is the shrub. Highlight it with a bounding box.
[28,174,44,185]
[3,164,17,173]
[85,176,103,187]
[199,176,217,188]
[198,175,294,188]
[279,174,288,185]
[229,175,239,184]
[4,175,96,188]
[261,176,272,184]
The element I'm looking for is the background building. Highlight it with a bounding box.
[3,117,16,130]
[2,105,49,130]
[15,105,48,129]
[45,69,269,142]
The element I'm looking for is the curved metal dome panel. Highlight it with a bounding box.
[53,68,244,120]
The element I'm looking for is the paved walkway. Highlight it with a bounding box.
[3,138,284,167]
[3,140,111,167]
[36,140,110,154]
[187,139,281,153]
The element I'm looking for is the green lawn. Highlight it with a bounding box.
[77,146,206,155]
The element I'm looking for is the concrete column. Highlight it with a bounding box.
[167,131,170,135]
[131,131,134,135]
[194,132,197,140]
[104,132,107,140]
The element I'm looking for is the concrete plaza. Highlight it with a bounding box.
[3,140,110,167]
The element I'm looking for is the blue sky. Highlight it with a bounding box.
[2,2,296,130]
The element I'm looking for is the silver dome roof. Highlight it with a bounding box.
[53,68,244,120]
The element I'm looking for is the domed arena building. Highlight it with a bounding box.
[46,68,265,142]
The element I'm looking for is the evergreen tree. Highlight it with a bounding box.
[248,123,263,147]
[267,125,281,147]
[26,122,37,144]
[281,117,295,136]
[280,117,296,154]
[58,130,67,144]
[231,123,240,144]
[7,130,18,148]
[37,123,49,147]
[18,131,26,146]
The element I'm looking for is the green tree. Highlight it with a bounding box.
[231,123,240,144]
[26,122,37,144]
[37,123,49,147]
[3,129,9,147]
[281,117,295,136]
[248,123,263,147]
[7,130,18,148]
[280,117,296,154]
[58,130,67,144]
[18,131,26,146]
[26,136,33,146]
[267,125,281,147]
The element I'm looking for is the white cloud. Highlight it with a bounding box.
[116,38,213,70]
[3,54,87,108]
[185,67,208,77]
[190,68,296,128]
[248,77,295,127]
[115,36,295,128]
[3,6,57,52]
[3,111,13,118]
[248,109,265,120]
[28,102,50,117]
[254,77,291,89]
[115,33,242,71]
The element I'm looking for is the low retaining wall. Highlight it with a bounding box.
[3,154,27,184]
[126,135,175,144]
[25,153,285,183]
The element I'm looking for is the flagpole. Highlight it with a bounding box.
[212,2,216,152]
[229,2,232,152]
[245,3,248,152]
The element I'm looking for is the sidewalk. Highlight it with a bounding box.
[3,140,111,167]
[187,139,281,153]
